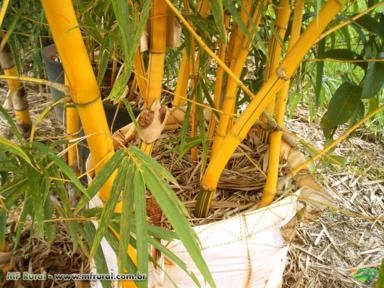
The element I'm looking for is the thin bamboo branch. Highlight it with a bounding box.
[317,1,384,43]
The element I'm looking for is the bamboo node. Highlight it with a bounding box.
[276,67,289,80]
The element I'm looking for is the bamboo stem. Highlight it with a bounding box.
[0,37,32,137]
[41,0,116,201]
[211,0,267,157]
[259,0,301,208]
[0,0,10,27]
[140,0,168,155]
[196,0,347,217]
[172,49,190,107]
[165,0,258,103]
[41,1,137,286]
[264,0,291,115]
[207,13,230,141]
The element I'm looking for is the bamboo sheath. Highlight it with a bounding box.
[196,0,347,217]
[0,39,32,137]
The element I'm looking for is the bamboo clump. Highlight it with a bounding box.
[196,0,348,217]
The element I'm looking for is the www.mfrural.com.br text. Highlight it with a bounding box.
[6,271,146,282]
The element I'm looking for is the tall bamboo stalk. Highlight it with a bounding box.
[66,101,80,174]
[140,0,168,155]
[211,0,267,158]
[196,0,347,217]
[41,3,137,286]
[263,0,291,116]
[0,37,32,137]
[259,0,304,208]
[207,13,230,141]
[172,49,190,107]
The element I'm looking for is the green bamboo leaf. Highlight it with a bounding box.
[44,194,56,243]
[0,210,6,250]
[0,136,31,165]
[33,142,86,197]
[118,161,135,274]
[105,226,137,273]
[148,237,201,287]
[362,51,384,99]
[96,37,112,86]
[13,196,32,249]
[133,168,148,287]
[28,167,45,236]
[377,260,384,288]
[352,267,379,285]
[223,0,252,43]
[2,178,27,209]
[141,164,215,287]
[355,14,384,36]
[130,147,178,186]
[109,0,151,102]
[146,224,178,241]
[178,137,202,159]
[326,82,362,125]
[315,40,325,107]
[90,158,127,256]
[322,48,362,61]
[82,222,109,288]
[0,105,22,142]
[76,149,125,213]
[320,112,337,139]
[209,0,227,42]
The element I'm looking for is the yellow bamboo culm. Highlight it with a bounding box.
[211,0,267,159]
[40,1,137,286]
[262,0,291,132]
[207,13,230,141]
[196,0,347,217]
[259,0,304,208]
[66,101,80,174]
[64,75,81,174]
[140,0,168,155]
[172,49,190,107]
[0,38,32,137]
